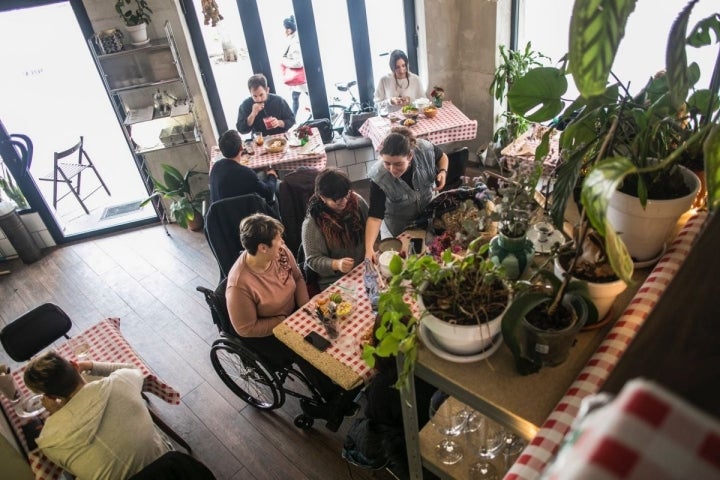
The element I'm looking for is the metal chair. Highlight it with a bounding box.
[442,147,469,192]
[38,136,111,214]
[0,303,71,362]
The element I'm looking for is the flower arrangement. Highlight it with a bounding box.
[430,86,445,107]
[295,125,313,145]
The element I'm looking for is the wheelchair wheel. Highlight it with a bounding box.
[210,342,284,410]
[294,414,314,430]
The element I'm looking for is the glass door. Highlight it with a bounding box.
[0,2,157,242]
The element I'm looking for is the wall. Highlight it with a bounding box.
[420,0,511,155]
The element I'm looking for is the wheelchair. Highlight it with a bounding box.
[196,279,342,431]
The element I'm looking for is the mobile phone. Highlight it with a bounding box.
[304,331,331,352]
[410,237,424,254]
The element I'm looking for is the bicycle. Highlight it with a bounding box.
[328,80,365,135]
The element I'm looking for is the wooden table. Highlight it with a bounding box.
[359,101,477,151]
[210,127,327,172]
[0,318,181,480]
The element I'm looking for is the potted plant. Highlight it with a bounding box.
[115,0,153,46]
[140,164,209,231]
[362,238,512,390]
[489,42,550,153]
[507,0,720,284]
[502,262,599,375]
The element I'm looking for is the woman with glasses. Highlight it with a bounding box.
[373,49,426,111]
[302,169,368,290]
[365,127,448,260]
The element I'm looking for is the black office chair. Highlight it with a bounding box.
[204,193,280,279]
[277,167,319,261]
[128,451,215,480]
[38,136,111,215]
[442,147,469,192]
[0,303,72,362]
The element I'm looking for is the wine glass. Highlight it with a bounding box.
[465,410,504,479]
[428,390,467,465]
[501,431,526,473]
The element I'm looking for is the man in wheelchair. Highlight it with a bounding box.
[225,213,359,430]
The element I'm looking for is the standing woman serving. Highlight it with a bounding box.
[374,50,426,110]
[302,169,369,291]
[364,127,448,260]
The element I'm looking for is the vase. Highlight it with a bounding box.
[434,97,443,108]
[97,28,124,54]
[489,233,534,280]
[520,294,588,366]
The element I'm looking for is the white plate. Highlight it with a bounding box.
[527,228,567,254]
[417,323,503,363]
[14,394,46,419]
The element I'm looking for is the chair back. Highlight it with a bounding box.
[0,303,72,362]
[277,168,319,259]
[197,278,235,336]
[204,193,279,278]
[128,451,215,480]
[442,147,469,192]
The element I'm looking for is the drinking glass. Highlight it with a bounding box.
[428,390,467,465]
[501,432,526,473]
[464,410,504,479]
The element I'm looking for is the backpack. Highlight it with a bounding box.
[344,108,377,137]
[299,118,334,144]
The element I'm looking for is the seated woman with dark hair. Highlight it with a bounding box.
[23,352,170,480]
[302,169,368,291]
[225,213,358,429]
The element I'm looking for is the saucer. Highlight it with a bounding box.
[14,394,46,419]
[417,323,503,363]
[131,39,151,47]
[527,228,566,253]
[632,245,666,268]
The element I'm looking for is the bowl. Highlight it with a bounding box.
[378,250,400,278]
[414,98,431,109]
[378,237,402,253]
[423,106,438,118]
[14,393,46,419]
[402,108,420,120]
[264,137,288,153]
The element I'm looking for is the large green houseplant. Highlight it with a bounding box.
[141,164,209,231]
[362,238,511,390]
[507,0,720,283]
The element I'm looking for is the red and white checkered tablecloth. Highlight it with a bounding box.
[505,211,708,480]
[545,378,720,479]
[210,128,326,172]
[274,265,377,390]
[0,317,180,480]
[359,101,478,151]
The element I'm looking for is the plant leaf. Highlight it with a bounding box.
[569,0,637,98]
[580,156,637,237]
[666,0,697,109]
[603,220,635,284]
[705,125,720,211]
[501,292,548,375]
[507,67,568,122]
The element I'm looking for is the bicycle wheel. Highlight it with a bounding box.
[210,340,284,410]
[328,104,346,134]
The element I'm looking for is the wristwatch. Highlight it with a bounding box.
[438,168,447,175]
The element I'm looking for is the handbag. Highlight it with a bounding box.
[281,64,306,86]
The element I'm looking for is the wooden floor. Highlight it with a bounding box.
[0,218,392,480]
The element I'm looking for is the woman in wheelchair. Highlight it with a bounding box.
[302,168,368,291]
[226,213,359,429]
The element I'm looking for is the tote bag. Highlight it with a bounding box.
[281,64,306,86]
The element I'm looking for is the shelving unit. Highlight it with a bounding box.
[399,270,646,479]
[88,22,208,224]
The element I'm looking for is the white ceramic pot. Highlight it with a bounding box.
[606,167,699,261]
[126,23,149,46]
[553,258,627,321]
[417,294,508,355]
